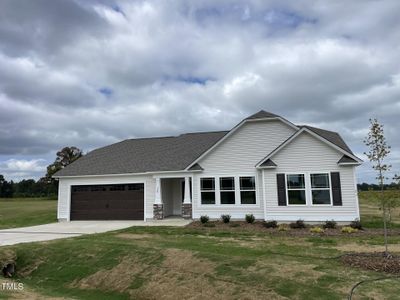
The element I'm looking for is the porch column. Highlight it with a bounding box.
[183,176,191,204]
[153,177,163,220]
[182,176,192,219]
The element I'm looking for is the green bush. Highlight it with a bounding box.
[264,220,278,228]
[200,215,209,224]
[229,223,240,228]
[289,219,306,229]
[310,226,325,234]
[350,219,363,230]
[341,226,358,234]
[245,214,255,224]
[323,220,337,229]
[204,223,216,227]
[221,214,231,223]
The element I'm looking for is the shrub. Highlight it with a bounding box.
[350,219,363,230]
[204,223,215,228]
[310,226,325,234]
[278,224,289,231]
[323,220,337,229]
[264,220,278,228]
[230,223,240,228]
[289,219,306,229]
[221,214,231,223]
[245,214,255,224]
[200,215,209,224]
[341,226,358,234]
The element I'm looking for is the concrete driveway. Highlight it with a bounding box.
[0,219,191,246]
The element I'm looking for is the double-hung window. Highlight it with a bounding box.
[240,177,256,204]
[200,178,215,204]
[220,177,235,204]
[311,173,331,205]
[286,174,306,205]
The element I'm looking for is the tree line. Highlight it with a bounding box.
[0,147,83,198]
[357,182,400,191]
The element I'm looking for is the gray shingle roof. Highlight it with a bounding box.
[299,125,353,154]
[259,159,277,168]
[245,110,279,120]
[54,131,228,176]
[54,110,356,177]
[338,155,358,164]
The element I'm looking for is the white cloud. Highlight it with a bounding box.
[0,0,399,182]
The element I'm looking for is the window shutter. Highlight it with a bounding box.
[276,174,287,206]
[331,172,342,206]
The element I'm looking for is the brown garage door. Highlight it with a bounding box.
[70,184,144,220]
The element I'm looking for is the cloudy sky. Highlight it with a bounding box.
[0,0,399,183]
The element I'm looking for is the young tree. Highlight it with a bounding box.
[364,119,392,255]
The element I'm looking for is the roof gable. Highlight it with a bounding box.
[256,127,362,168]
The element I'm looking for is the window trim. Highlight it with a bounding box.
[198,175,258,207]
[310,173,333,206]
[285,173,307,206]
[200,177,216,205]
[239,176,257,205]
[220,177,236,205]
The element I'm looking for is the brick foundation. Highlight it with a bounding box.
[182,203,192,219]
[153,204,164,220]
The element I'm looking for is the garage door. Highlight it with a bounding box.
[70,183,144,220]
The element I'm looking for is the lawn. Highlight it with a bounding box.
[0,191,399,299]
[0,198,57,229]
[1,226,400,299]
[358,190,400,228]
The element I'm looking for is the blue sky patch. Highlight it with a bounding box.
[99,87,113,97]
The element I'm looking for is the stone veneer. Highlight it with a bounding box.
[181,203,192,219]
[153,204,164,220]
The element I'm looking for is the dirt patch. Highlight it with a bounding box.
[74,248,285,299]
[335,243,400,254]
[162,248,214,274]
[249,260,323,282]
[72,256,144,292]
[186,221,400,237]
[116,233,155,240]
[341,252,400,274]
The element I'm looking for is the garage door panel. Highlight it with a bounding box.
[70,183,144,220]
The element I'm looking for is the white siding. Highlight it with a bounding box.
[264,131,359,221]
[193,120,296,219]
[57,175,155,221]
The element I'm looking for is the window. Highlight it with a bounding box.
[72,186,89,193]
[110,185,125,191]
[286,174,306,205]
[128,184,143,191]
[201,178,215,204]
[90,186,106,192]
[240,177,256,204]
[311,173,331,205]
[220,177,235,204]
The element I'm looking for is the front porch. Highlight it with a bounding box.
[153,176,193,220]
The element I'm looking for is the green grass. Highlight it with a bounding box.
[359,190,400,228]
[0,198,57,229]
[1,226,399,299]
[0,192,399,299]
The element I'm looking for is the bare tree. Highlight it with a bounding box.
[364,119,391,255]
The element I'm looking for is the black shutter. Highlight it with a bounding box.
[331,172,342,206]
[277,174,287,206]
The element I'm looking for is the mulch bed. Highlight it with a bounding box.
[186,221,400,237]
[341,252,400,274]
